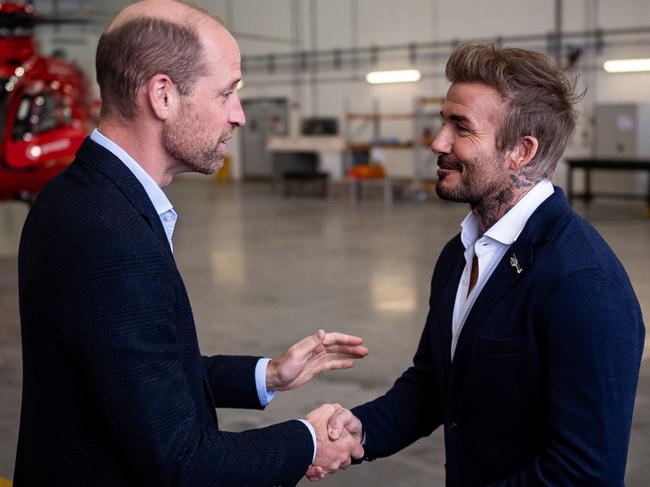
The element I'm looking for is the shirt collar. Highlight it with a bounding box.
[90,129,173,217]
[460,179,555,249]
[460,212,480,251]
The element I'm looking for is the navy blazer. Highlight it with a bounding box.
[353,189,645,486]
[15,138,312,486]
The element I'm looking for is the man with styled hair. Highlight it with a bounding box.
[318,43,645,485]
[15,1,366,485]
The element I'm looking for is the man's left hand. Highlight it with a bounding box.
[266,329,368,391]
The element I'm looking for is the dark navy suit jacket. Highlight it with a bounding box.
[353,188,645,486]
[15,138,312,486]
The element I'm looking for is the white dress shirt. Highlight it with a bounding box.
[450,180,555,360]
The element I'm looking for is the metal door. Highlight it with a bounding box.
[240,98,288,179]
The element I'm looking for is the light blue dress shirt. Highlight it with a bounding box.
[88,130,316,458]
[90,129,177,250]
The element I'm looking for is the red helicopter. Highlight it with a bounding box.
[0,2,95,202]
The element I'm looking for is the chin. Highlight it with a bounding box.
[187,153,224,175]
[202,162,222,176]
[435,183,469,203]
[435,180,454,197]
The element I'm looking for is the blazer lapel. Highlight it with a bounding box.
[451,188,571,363]
[439,242,466,369]
[452,241,533,361]
[75,137,172,254]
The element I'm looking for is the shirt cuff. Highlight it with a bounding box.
[255,358,276,407]
[297,419,318,462]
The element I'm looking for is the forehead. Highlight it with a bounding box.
[200,25,241,79]
[442,82,505,128]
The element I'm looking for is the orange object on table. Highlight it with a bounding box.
[347,165,386,179]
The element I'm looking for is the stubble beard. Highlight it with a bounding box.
[435,152,509,209]
[162,102,226,175]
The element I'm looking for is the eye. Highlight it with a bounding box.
[456,125,470,135]
[222,90,234,99]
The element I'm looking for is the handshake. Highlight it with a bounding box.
[265,330,368,481]
[303,403,363,481]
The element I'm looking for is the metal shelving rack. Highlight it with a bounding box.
[413,97,444,200]
[342,96,444,202]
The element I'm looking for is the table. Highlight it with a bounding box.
[565,158,650,211]
[348,177,409,206]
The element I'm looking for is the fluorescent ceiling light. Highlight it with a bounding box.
[603,58,650,73]
[366,69,421,84]
[237,79,244,91]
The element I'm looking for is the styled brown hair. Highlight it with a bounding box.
[445,43,581,180]
[96,16,209,120]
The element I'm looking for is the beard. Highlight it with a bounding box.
[162,101,228,175]
[435,152,509,208]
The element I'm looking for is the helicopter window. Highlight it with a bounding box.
[61,97,73,125]
[12,90,68,141]
[12,96,34,140]
[17,99,30,121]
[35,94,58,133]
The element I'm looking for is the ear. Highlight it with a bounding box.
[508,135,539,170]
[145,74,177,121]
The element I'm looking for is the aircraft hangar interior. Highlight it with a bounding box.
[0,0,649,485]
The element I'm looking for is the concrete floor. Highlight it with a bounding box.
[0,179,648,485]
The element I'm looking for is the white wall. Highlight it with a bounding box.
[71,0,650,191]
[234,0,650,113]
[231,0,650,192]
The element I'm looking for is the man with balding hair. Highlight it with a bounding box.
[15,1,364,485]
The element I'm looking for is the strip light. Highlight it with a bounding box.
[366,69,421,84]
[603,58,650,73]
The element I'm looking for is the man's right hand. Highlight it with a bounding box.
[304,404,364,481]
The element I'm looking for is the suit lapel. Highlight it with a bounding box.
[451,188,571,364]
[75,137,172,255]
[452,241,533,361]
[439,243,465,370]
[427,235,466,398]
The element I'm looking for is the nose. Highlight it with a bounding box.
[431,124,451,155]
[229,94,246,127]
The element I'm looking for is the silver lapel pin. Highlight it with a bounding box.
[510,253,523,274]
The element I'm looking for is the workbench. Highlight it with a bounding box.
[565,158,650,211]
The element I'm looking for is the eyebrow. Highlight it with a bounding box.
[440,111,473,126]
[217,76,241,92]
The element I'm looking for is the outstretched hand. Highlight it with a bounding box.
[266,329,368,391]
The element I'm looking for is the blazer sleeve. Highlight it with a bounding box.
[353,307,442,459]
[60,224,313,486]
[487,267,645,487]
[351,244,458,461]
[202,355,266,409]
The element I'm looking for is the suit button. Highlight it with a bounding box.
[450,421,460,430]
